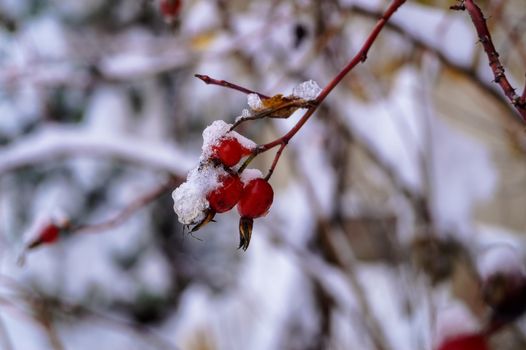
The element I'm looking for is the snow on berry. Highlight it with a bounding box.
[172,164,227,225]
[433,303,482,350]
[292,80,321,100]
[23,211,70,250]
[173,120,257,226]
[476,244,525,280]
[239,168,263,185]
[200,120,256,162]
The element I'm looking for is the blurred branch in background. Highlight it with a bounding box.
[0,0,526,349]
[451,0,526,122]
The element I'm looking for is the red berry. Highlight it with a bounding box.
[207,174,243,213]
[437,334,489,350]
[40,224,60,243]
[237,178,274,219]
[160,0,182,18]
[28,223,60,249]
[212,137,250,167]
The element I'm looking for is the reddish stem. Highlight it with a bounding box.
[259,0,407,154]
[195,74,270,99]
[264,142,287,181]
[455,0,526,121]
[72,178,179,234]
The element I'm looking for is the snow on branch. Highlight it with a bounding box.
[0,125,195,175]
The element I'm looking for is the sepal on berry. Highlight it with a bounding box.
[483,272,526,326]
[190,209,216,233]
[238,217,253,251]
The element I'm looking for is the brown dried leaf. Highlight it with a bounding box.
[258,94,305,119]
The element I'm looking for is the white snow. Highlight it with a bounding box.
[200,120,256,161]
[292,80,322,100]
[477,244,526,280]
[235,108,253,123]
[172,164,226,225]
[247,93,263,110]
[433,302,481,348]
[0,125,194,175]
[240,168,263,185]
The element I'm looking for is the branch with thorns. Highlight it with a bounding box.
[451,0,526,122]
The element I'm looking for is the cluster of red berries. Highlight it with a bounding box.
[197,137,274,250]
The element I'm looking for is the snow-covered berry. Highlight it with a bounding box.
[212,137,251,167]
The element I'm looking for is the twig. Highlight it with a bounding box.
[451,0,526,121]
[194,74,270,99]
[264,142,287,181]
[230,99,316,131]
[73,177,179,234]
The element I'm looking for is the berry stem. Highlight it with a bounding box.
[264,142,287,181]
[72,177,179,234]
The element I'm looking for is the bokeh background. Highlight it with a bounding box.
[0,0,525,349]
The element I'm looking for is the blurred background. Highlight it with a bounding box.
[0,0,525,349]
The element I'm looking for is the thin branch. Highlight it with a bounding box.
[451,0,526,121]
[72,178,179,234]
[194,74,270,99]
[264,142,287,181]
[230,99,316,131]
